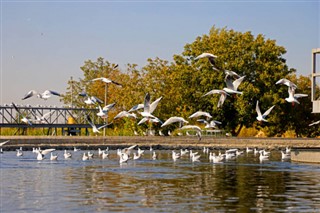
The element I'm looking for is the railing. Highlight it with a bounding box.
[0,104,100,135]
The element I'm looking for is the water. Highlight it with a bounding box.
[1,148,320,212]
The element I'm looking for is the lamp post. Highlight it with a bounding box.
[103,63,118,136]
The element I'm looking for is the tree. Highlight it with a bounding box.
[174,26,295,135]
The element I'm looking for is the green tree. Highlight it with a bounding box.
[174,26,295,135]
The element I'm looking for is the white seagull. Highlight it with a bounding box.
[197,119,221,129]
[35,111,54,124]
[202,89,229,108]
[84,96,103,105]
[22,90,61,100]
[139,93,157,119]
[36,148,56,160]
[50,152,58,161]
[90,77,122,87]
[195,52,218,70]
[223,75,245,95]
[0,140,10,147]
[97,103,116,118]
[256,101,275,122]
[161,116,189,128]
[285,86,308,105]
[64,150,72,159]
[188,111,212,119]
[276,78,297,89]
[224,70,241,79]
[180,125,202,141]
[86,115,111,134]
[119,153,129,164]
[113,110,137,120]
[12,103,32,125]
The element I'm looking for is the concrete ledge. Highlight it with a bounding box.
[291,148,320,163]
[1,136,320,151]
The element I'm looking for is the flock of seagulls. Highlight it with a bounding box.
[10,52,316,134]
[0,140,292,164]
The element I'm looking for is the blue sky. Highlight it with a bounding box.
[1,1,319,106]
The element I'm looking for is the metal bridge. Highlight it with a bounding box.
[0,104,101,135]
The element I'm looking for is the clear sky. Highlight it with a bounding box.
[1,0,319,106]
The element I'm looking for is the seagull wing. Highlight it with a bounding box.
[262,105,275,118]
[202,89,224,97]
[91,77,104,82]
[22,90,37,100]
[128,104,144,112]
[12,102,21,115]
[294,93,308,99]
[232,75,245,91]
[180,125,202,132]
[218,92,228,108]
[138,117,148,125]
[309,120,320,126]
[149,96,162,114]
[161,117,188,127]
[0,140,10,146]
[41,148,56,155]
[86,115,95,128]
[195,52,217,60]
[224,70,240,78]
[276,78,297,89]
[97,123,112,130]
[42,111,54,119]
[103,103,116,112]
[143,93,151,113]
[92,96,104,104]
[47,90,61,96]
[225,76,235,90]
[256,101,262,117]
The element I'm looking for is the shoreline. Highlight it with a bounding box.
[1,136,320,150]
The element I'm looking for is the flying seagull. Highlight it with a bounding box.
[180,125,202,141]
[276,78,297,89]
[12,103,32,125]
[197,119,221,129]
[139,93,157,119]
[256,101,275,122]
[35,111,54,124]
[90,77,122,87]
[128,96,162,113]
[86,115,112,134]
[188,111,212,119]
[195,52,218,70]
[285,86,308,105]
[223,75,245,95]
[161,116,188,128]
[22,90,61,100]
[276,79,307,105]
[113,110,137,120]
[224,70,241,79]
[97,103,116,118]
[203,89,229,108]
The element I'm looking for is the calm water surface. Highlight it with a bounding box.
[1,148,320,212]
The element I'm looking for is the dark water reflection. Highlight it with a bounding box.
[1,149,320,212]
